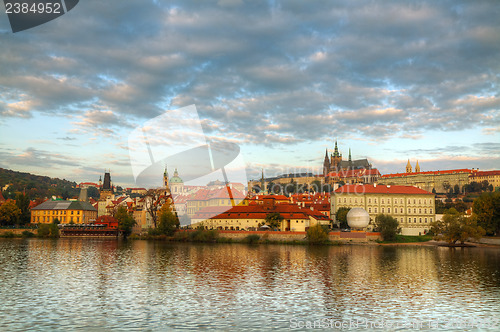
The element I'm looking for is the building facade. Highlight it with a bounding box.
[469,170,500,190]
[379,168,473,193]
[331,184,435,235]
[31,200,98,224]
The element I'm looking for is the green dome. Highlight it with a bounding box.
[170,169,183,183]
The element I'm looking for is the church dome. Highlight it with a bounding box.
[170,169,183,184]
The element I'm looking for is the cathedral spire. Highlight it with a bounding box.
[348,148,352,162]
[415,160,420,173]
[333,140,340,157]
[406,159,413,173]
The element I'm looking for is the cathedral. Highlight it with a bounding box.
[323,141,372,176]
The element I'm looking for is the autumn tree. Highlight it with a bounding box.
[156,202,179,236]
[430,208,485,245]
[265,212,283,230]
[115,206,136,239]
[144,189,169,228]
[0,200,22,226]
[473,191,500,236]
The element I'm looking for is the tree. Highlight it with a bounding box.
[430,209,485,244]
[156,203,179,236]
[473,191,500,236]
[265,212,283,230]
[453,184,460,195]
[335,207,351,229]
[115,206,136,239]
[15,193,31,225]
[311,180,322,193]
[442,183,451,194]
[87,186,100,199]
[306,224,329,244]
[374,214,400,241]
[0,200,21,226]
[144,189,168,228]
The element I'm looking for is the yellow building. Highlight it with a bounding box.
[469,170,500,190]
[186,187,245,217]
[31,200,98,224]
[380,168,473,193]
[331,184,435,235]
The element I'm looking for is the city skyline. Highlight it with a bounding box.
[1,1,499,187]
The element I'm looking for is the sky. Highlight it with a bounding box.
[0,0,499,188]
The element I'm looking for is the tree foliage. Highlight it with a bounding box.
[430,209,486,244]
[473,191,500,236]
[115,206,136,239]
[265,212,283,230]
[0,200,22,226]
[306,224,329,244]
[156,203,179,236]
[335,207,351,229]
[375,214,400,241]
[15,193,31,225]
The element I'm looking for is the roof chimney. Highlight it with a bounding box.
[373,183,377,187]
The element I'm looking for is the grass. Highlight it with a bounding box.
[378,234,433,244]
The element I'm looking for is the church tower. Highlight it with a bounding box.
[406,160,413,173]
[163,166,171,195]
[331,141,343,171]
[415,160,421,173]
[323,148,330,177]
[348,148,353,170]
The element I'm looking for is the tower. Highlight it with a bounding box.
[323,148,330,177]
[163,166,171,195]
[406,160,413,173]
[331,140,343,171]
[348,148,353,170]
[415,160,421,173]
[260,169,266,194]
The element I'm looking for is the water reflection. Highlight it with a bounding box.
[0,239,499,330]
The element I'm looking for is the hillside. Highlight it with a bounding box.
[0,168,79,200]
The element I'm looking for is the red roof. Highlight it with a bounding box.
[335,184,433,195]
[382,169,473,178]
[470,170,500,177]
[208,202,329,221]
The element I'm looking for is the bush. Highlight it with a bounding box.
[37,224,59,238]
[1,231,16,238]
[306,224,329,244]
[190,229,219,242]
[21,230,35,238]
[244,234,260,244]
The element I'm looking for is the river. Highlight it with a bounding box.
[0,239,499,331]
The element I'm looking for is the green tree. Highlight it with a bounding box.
[87,186,100,199]
[430,209,485,244]
[473,191,500,236]
[311,180,322,193]
[306,224,329,244]
[37,223,59,238]
[335,207,351,229]
[454,184,460,195]
[0,200,22,226]
[15,193,31,225]
[115,206,136,239]
[265,212,283,230]
[374,214,400,241]
[157,203,179,236]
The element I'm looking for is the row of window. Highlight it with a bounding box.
[338,197,432,205]
[366,207,433,214]
[34,216,80,223]
[34,210,80,216]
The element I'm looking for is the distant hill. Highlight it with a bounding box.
[0,168,79,200]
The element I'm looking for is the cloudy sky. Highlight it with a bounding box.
[0,0,499,187]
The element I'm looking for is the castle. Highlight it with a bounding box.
[323,141,372,176]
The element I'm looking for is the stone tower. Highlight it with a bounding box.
[406,160,413,173]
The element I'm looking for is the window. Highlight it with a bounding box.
[413,199,416,204]
[368,198,371,203]
[419,209,422,214]
[424,209,427,214]
[374,208,378,213]
[430,218,433,222]
[419,218,422,223]
[382,199,384,204]
[400,208,403,213]
[344,198,346,203]
[414,208,416,214]
[414,218,417,223]
[419,199,421,204]
[430,209,433,214]
[369,208,372,213]
[382,208,384,213]
[425,218,427,223]
[388,208,391,213]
